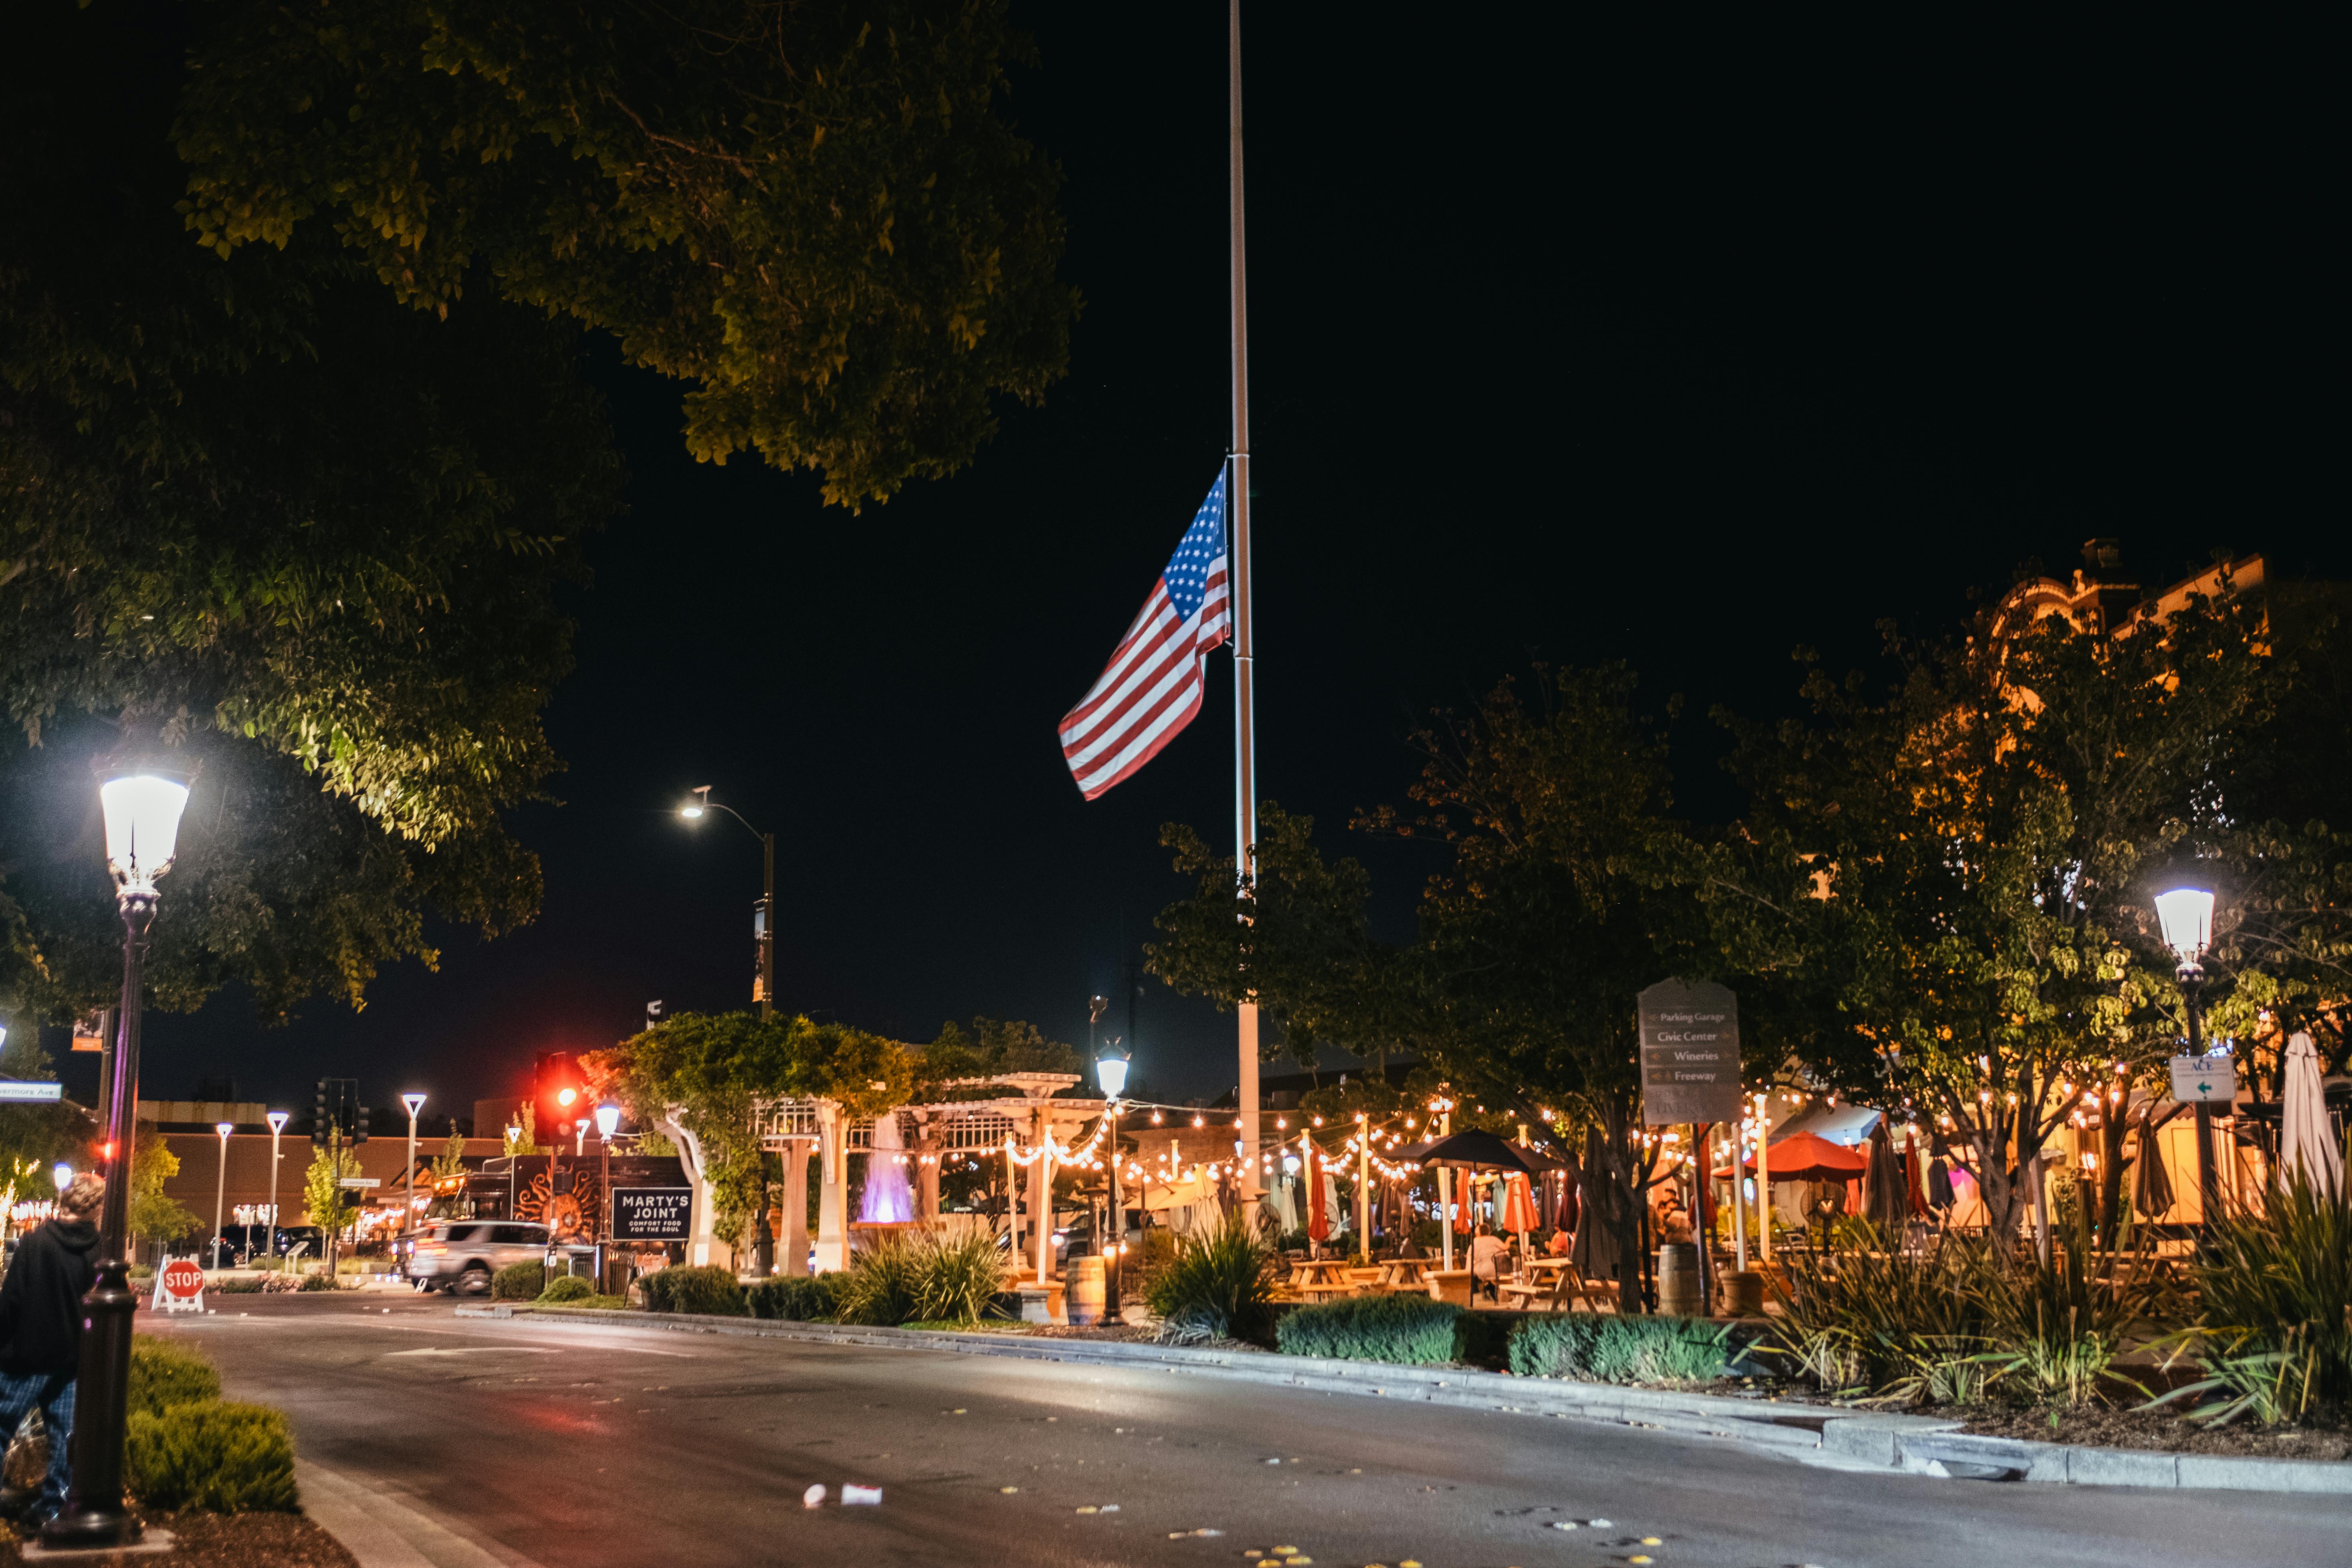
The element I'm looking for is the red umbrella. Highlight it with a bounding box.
[1712,1130,1867,1183]
[1498,1172,1539,1233]
[1304,1155,1328,1244]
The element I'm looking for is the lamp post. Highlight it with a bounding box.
[265,1111,289,1261]
[596,1103,620,1290]
[680,787,777,1019]
[505,1123,522,1220]
[401,1094,427,1243]
[2156,886,2222,1237]
[210,1122,234,1269]
[46,761,193,1551]
[1095,1047,1129,1312]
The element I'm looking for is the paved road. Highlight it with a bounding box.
[155,1294,2347,1568]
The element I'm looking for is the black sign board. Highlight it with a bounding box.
[612,1187,693,1241]
[1638,977,1742,1125]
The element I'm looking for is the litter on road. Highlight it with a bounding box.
[842,1485,882,1505]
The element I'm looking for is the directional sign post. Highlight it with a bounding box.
[0,1082,64,1102]
[336,1176,383,1189]
[2169,1053,2237,1106]
[1638,979,1743,1126]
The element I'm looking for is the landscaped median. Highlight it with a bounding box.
[454,1300,2352,1495]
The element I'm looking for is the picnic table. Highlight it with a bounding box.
[1496,1256,1616,1313]
[1284,1258,1367,1302]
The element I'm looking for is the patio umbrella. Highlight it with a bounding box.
[1305,1154,1329,1244]
[1499,1171,1539,1241]
[1393,1128,1571,1176]
[1571,1124,1625,1294]
[2131,1103,2176,1220]
[1902,1137,1929,1216]
[1860,1121,1908,1231]
[2281,1031,2342,1198]
[1712,1130,1866,1183]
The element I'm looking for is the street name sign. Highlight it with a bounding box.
[612,1187,693,1241]
[2169,1053,2238,1106]
[153,1256,204,1314]
[1639,978,1743,1125]
[337,1176,383,1189]
[0,1082,63,1102]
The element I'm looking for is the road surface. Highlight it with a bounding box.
[153,1294,2349,1568]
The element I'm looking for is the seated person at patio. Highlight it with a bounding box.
[1465,1224,1510,1301]
[1651,1187,1694,1245]
[1543,1225,1574,1257]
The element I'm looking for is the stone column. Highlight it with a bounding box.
[815,1102,849,1273]
[1027,1105,1050,1280]
[781,1138,811,1277]
[915,1116,941,1223]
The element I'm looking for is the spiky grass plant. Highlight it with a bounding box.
[1145,1211,1279,1344]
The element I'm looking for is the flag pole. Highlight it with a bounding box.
[1227,0,1261,1202]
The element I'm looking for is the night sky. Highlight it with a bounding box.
[46,11,2340,1124]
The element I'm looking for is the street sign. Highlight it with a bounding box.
[2169,1053,2238,1106]
[0,1082,64,1102]
[1638,977,1743,1126]
[153,1256,204,1314]
[336,1176,383,1189]
[611,1187,693,1241]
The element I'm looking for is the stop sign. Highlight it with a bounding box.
[160,1258,205,1299]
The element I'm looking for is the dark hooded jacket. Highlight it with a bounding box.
[0,1215,100,1375]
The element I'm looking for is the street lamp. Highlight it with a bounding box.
[1095,1045,1129,1314]
[401,1093,427,1240]
[2156,886,2223,1233]
[48,759,193,1550]
[505,1122,522,1220]
[595,1104,620,1286]
[265,1112,289,1259]
[678,786,778,1019]
[52,1162,71,1194]
[211,1122,234,1269]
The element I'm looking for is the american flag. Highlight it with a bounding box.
[1059,471,1231,799]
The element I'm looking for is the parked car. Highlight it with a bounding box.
[405,1220,551,1294]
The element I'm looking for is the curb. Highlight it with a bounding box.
[455,1305,2352,1494]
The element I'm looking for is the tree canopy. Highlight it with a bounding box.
[2,1,1073,1027]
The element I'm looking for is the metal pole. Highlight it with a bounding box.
[601,1134,613,1290]
[1754,1092,1773,1264]
[405,1105,420,1244]
[45,895,151,1548]
[2185,976,2219,1238]
[1356,1116,1371,1262]
[1107,1105,1122,1313]
[268,1123,283,1261]
[1438,1104,1454,1270]
[212,1126,230,1269]
[760,832,775,1021]
[1227,0,1261,1204]
[1729,1122,1748,1273]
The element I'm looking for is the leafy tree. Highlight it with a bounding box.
[176,0,1076,507]
[426,1129,467,1218]
[1710,579,2350,1237]
[130,1124,202,1249]
[301,1143,362,1230]
[0,1029,87,1183]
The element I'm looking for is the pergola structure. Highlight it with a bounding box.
[663,1072,1109,1273]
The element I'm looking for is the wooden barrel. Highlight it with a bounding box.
[1066,1255,1106,1325]
[1655,1243,1702,1316]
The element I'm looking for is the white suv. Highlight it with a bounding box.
[406,1221,551,1294]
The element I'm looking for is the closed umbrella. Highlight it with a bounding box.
[2132,1104,2177,1221]
[1571,1125,1625,1292]
[1861,1121,1909,1231]
[1902,1138,1929,1216]
[2281,1031,2342,1198]
[1305,1152,1329,1244]
[1500,1171,1538,1240]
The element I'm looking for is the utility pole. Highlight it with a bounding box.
[265,1112,288,1262]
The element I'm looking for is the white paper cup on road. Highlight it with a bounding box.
[842,1485,882,1505]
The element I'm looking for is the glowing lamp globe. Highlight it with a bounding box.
[98,764,194,894]
[2154,888,2215,961]
[52,1162,72,1192]
[595,1104,621,1139]
[1094,1053,1129,1099]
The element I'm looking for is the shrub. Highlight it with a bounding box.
[296,1272,336,1292]
[2149,1171,2352,1425]
[129,1335,221,1417]
[126,1400,299,1514]
[491,1260,545,1301]
[639,1265,746,1316]
[747,1273,850,1322]
[1145,1213,1279,1344]
[1509,1314,1732,1386]
[537,1275,595,1305]
[910,1229,1010,1324]
[1769,1232,1998,1399]
[211,1275,266,1294]
[1976,1226,2170,1410]
[1277,1295,1468,1364]
[836,1236,925,1326]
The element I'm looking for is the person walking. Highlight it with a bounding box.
[0,1172,105,1527]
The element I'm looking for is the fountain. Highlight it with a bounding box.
[856,1110,916,1227]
